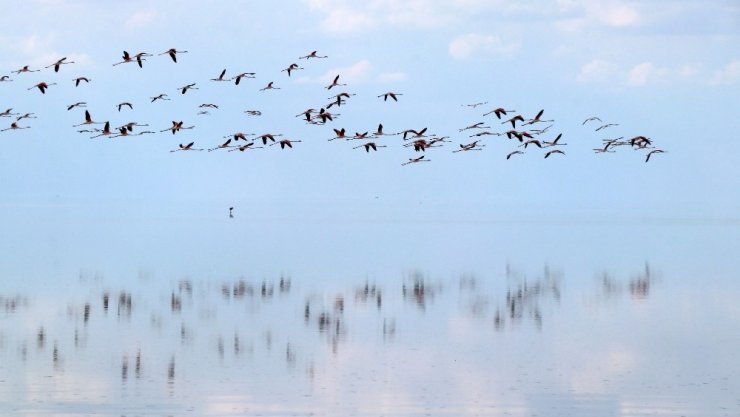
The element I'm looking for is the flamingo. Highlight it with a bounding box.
[401,127,428,140]
[150,94,170,102]
[299,50,328,59]
[73,110,103,127]
[161,121,194,134]
[353,142,386,152]
[373,124,388,136]
[462,101,488,108]
[0,108,18,117]
[28,82,56,94]
[225,132,253,141]
[483,107,515,119]
[259,81,280,91]
[506,150,524,160]
[12,65,39,74]
[325,74,346,90]
[244,110,261,116]
[1,122,30,132]
[256,133,283,145]
[46,57,74,72]
[296,108,316,122]
[211,69,229,82]
[117,102,133,111]
[402,155,430,166]
[453,141,484,152]
[582,116,602,125]
[282,63,303,76]
[90,121,114,138]
[232,72,256,85]
[542,133,567,147]
[199,103,219,109]
[502,115,525,128]
[544,149,565,158]
[170,142,203,152]
[15,113,37,121]
[519,139,542,149]
[179,83,198,94]
[228,142,263,152]
[353,132,369,140]
[73,77,90,87]
[459,122,490,132]
[378,92,402,102]
[329,128,347,141]
[469,131,502,138]
[66,102,86,111]
[645,149,665,162]
[0,75,11,82]
[595,123,619,131]
[522,109,553,126]
[208,139,238,152]
[271,139,302,149]
[160,48,188,63]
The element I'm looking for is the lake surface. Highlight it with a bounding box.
[1,212,739,416]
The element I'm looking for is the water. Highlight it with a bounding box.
[1,213,739,416]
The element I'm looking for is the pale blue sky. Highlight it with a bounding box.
[0,0,739,224]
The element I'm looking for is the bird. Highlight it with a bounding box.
[542,133,566,147]
[179,83,198,94]
[400,127,428,140]
[282,63,303,76]
[595,123,619,131]
[211,69,229,82]
[170,142,203,152]
[226,132,253,141]
[271,139,302,149]
[208,139,237,152]
[244,110,261,116]
[453,141,484,152]
[113,51,149,67]
[0,108,18,117]
[256,133,283,145]
[629,136,652,148]
[544,149,565,158]
[259,81,280,91]
[199,103,219,109]
[73,77,90,87]
[12,65,39,74]
[325,75,346,90]
[312,108,336,124]
[1,122,30,132]
[519,139,542,149]
[46,57,74,72]
[483,107,515,119]
[582,116,602,125]
[373,124,387,136]
[353,142,386,152]
[228,142,263,152]
[90,121,114,138]
[0,75,11,82]
[232,72,256,85]
[296,108,316,122]
[160,48,188,63]
[645,149,665,162]
[353,132,369,140]
[502,115,525,128]
[299,50,327,59]
[522,109,553,126]
[462,101,488,108]
[73,110,103,127]
[378,92,402,102]
[459,122,489,132]
[117,102,133,111]
[329,128,347,141]
[402,155,430,166]
[67,102,87,111]
[28,82,56,94]
[506,150,524,160]
[229,207,234,218]
[150,94,170,102]
[15,113,37,121]
[161,121,194,134]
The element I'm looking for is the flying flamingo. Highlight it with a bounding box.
[544,149,565,158]
[161,121,194,134]
[1,122,30,132]
[645,149,665,162]
[299,50,328,59]
[117,102,133,111]
[73,110,103,127]
[28,82,56,94]
[353,142,387,152]
[378,92,402,102]
[402,155,430,166]
[170,142,203,152]
[90,122,114,138]
[329,128,347,141]
[0,75,11,82]
[150,94,170,102]
[459,122,490,132]
[160,48,188,63]
[208,139,238,152]
[67,102,86,110]
[522,109,553,126]
[259,81,280,91]
[179,83,198,94]
[453,141,485,152]
[232,72,256,85]
[256,133,283,145]
[506,150,524,160]
[46,57,74,72]
[73,77,90,87]
[211,69,229,82]
[282,63,303,76]
[271,139,302,149]
[483,107,516,119]
[325,75,346,90]
[12,65,39,74]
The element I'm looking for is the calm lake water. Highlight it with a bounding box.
[1,212,739,416]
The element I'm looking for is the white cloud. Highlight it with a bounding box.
[376,72,407,83]
[448,33,520,60]
[576,59,618,83]
[710,60,740,85]
[555,1,642,32]
[126,9,158,30]
[626,62,669,86]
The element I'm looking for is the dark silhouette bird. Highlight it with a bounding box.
[232,72,256,85]
[1,122,30,132]
[544,149,565,158]
[378,92,402,101]
[402,155,430,166]
[483,107,515,119]
[170,142,203,152]
[271,139,302,149]
[282,63,303,76]
[12,65,39,74]
[211,69,229,82]
[73,110,103,127]
[506,150,524,160]
[259,81,280,91]
[229,207,234,218]
[150,94,170,102]
[117,102,133,111]
[354,142,386,152]
[582,116,602,125]
[522,109,553,126]
[73,77,90,87]
[325,75,346,90]
[595,123,619,131]
[453,141,484,152]
[179,83,198,94]
[645,149,665,162]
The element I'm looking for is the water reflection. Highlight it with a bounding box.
[1,260,739,417]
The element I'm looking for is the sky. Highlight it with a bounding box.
[0,0,739,226]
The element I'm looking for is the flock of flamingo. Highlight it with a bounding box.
[1,48,665,164]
